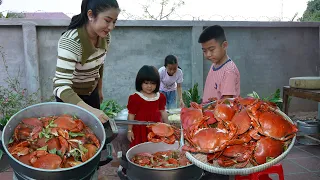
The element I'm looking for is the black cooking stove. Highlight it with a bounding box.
[117,165,230,180]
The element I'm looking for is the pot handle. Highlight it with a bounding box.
[102,119,118,144]
[98,143,113,167]
[117,166,128,180]
[118,151,128,169]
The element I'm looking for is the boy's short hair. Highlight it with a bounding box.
[135,65,160,93]
[198,25,227,44]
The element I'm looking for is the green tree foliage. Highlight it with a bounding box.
[299,0,320,22]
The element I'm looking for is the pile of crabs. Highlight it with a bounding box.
[130,150,191,168]
[145,96,298,168]
[7,114,100,169]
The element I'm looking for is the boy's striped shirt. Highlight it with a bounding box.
[202,58,240,102]
[53,26,111,105]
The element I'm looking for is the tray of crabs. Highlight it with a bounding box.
[178,97,298,175]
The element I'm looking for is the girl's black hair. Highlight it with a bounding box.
[164,55,182,70]
[135,65,160,93]
[65,0,119,31]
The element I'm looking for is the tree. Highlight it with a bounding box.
[121,0,185,20]
[0,11,24,18]
[299,0,320,22]
[142,0,185,20]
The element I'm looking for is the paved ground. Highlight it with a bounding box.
[1,140,319,180]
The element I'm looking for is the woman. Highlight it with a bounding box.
[158,55,184,109]
[53,0,120,123]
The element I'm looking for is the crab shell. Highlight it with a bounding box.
[253,137,284,165]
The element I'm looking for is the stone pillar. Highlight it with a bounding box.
[22,24,41,101]
[191,26,204,96]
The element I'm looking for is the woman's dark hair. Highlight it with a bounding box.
[135,65,160,93]
[67,0,119,30]
[164,55,181,70]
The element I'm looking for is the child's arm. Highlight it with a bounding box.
[127,113,135,132]
[159,93,168,123]
[127,113,135,142]
[160,110,169,124]
[177,83,184,107]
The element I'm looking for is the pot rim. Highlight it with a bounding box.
[126,141,194,171]
[1,102,106,172]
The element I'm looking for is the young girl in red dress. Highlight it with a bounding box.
[126,65,169,148]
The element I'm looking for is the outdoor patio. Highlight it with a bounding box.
[0,139,319,180]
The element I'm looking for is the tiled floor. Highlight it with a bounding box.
[1,142,320,180]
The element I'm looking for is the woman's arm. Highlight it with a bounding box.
[98,65,104,103]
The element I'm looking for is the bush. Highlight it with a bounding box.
[0,46,54,126]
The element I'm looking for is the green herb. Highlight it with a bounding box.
[72,114,78,119]
[247,89,292,110]
[46,120,57,129]
[182,83,201,108]
[9,137,14,144]
[79,144,88,153]
[69,132,85,137]
[37,145,48,151]
[266,157,274,163]
[39,127,52,139]
[100,100,125,118]
[57,150,62,157]
[49,148,57,154]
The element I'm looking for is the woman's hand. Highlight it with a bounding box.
[77,101,109,123]
[127,130,134,142]
[91,108,109,123]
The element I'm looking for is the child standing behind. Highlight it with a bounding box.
[158,55,184,109]
[127,65,169,148]
[199,25,240,103]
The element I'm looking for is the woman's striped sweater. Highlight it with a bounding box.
[53,26,111,105]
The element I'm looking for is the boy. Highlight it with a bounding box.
[199,25,240,103]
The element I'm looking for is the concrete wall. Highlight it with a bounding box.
[0,19,319,112]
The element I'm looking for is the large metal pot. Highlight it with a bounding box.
[117,141,204,180]
[0,102,118,180]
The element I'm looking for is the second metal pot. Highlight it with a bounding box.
[118,141,204,180]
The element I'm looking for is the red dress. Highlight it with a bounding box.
[127,92,166,148]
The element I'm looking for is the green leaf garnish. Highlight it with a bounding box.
[79,144,88,153]
[69,132,85,137]
[9,137,14,144]
[266,157,274,163]
[49,148,57,154]
[37,145,48,151]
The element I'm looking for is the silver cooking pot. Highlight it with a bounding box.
[117,141,204,180]
[0,102,118,180]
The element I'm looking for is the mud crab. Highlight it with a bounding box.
[147,123,180,144]
[216,142,256,168]
[247,100,298,141]
[182,121,237,153]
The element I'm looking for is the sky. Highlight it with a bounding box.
[0,0,310,21]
